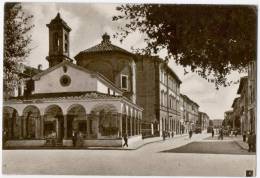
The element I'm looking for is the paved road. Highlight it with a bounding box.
[3,133,256,176]
[162,140,254,155]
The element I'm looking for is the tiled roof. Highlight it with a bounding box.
[75,33,133,57]
[46,13,71,32]
[9,91,122,101]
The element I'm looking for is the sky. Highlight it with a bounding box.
[21,2,246,120]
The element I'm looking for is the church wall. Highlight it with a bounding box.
[34,65,97,94]
[76,53,136,102]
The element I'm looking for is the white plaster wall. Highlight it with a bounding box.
[34,65,97,93]
[97,81,109,94]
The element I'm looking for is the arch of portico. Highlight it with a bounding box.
[44,105,64,142]
[23,105,41,139]
[88,103,119,139]
[3,106,20,140]
[66,104,87,139]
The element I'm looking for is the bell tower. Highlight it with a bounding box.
[46,13,72,67]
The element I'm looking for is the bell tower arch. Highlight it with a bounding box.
[46,13,72,67]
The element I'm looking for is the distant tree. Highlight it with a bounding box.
[113,4,257,88]
[4,3,34,98]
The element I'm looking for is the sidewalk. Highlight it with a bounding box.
[4,132,212,151]
[3,134,189,151]
[230,135,249,150]
[125,134,188,150]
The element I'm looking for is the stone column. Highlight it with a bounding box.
[130,116,133,136]
[56,119,59,139]
[64,115,68,139]
[86,114,90,138]
[133,117,135,135]
[118,113,122,137]
[41,115,44,139]
[125,115,128,135]
[139,119,141,135]
[23,116,27,138]
[35,117,39,139]
[96,114,100,138]
[19,116,23,139]
[137,118,139,135]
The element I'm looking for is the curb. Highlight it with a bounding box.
[233,140,248,151]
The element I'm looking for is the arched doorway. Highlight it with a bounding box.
[90,104,119,138]
[67,104,86,139]
[3,106,20,142]
[44,105,64,142]
[23,105,40,139]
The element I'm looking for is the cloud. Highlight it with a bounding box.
[20,3,245,120]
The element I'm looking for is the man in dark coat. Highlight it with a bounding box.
[248,132,254,152]
[212,129,215,138]
[162,131,166,141]
[171,131,174,138]
[252,133,256,152]
[123,133,128,147]
[189,130,193,139]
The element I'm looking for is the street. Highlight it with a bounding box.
[3,133,256,176]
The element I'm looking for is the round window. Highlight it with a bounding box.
[60,75,71,87]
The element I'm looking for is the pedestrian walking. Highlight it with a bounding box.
[162,131,166,141]
[221,129,224,140]
[171,131,174,138]
[243,131,247,142]
[211,129,214,138]
[123,133,128,147]
[248,132,253,152]
[72,130,77,147]
[189,130,193,139]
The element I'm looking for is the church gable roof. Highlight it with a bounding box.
[75,33,133,59]
[32,60,123,94]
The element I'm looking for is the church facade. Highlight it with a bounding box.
[3,13,143,148]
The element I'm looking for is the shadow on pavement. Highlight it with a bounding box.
[161,141,256,155]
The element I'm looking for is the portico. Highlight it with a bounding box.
[3,93,143,147]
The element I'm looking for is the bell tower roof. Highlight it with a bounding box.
[46,13,71,32]
[46,13,73,68]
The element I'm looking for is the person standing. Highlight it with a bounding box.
[220,128,224,140]
[189,130,193,139]
[171,131,174,138]
[72,130,77,147]
[243,131,247,142]
[247,132,254,152]
[123,133,128,147]
[212,129,215,138]
[162,131,166,141]
[252,132,256,152]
